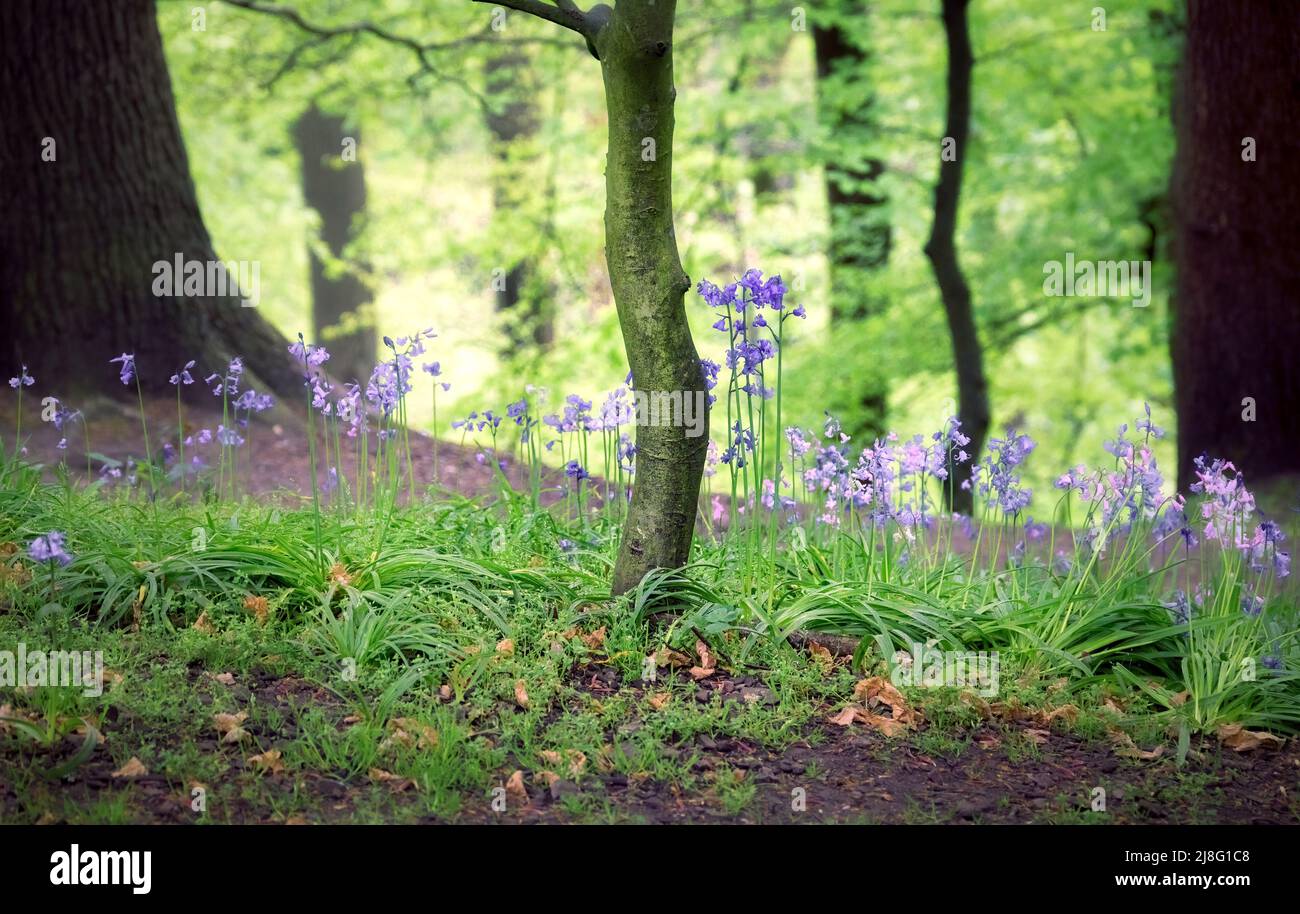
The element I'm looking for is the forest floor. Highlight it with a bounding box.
[1,396,1296,824]
[2,621,1297,824]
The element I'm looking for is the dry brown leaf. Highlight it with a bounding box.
[505,769,528,806]
[328,563,352,586]
[438,685,452,701]
[1041,704,1079,726]
[514,679,530,710]
[369,768,413,791]
[654,647,692,669]
[1169,691,1191,708]
[392,717,439,749]
[1024,728,1052,746]
[248,749,284,774]
[688,665,716,681]
[0,561,32,585]
[193,611,217,635]
[284,815,310,825]
[1110,729,1165,760]
[648,692,671,711]
[535,748,586,779]
[243,595,269,625]
[808,641,834,670]
[112,757,148,779]
[0,542,17,556]
[853,676,921,727]
[535,769,560,787]
[580,626,607,650]
[495,637,515,656]
[212,711,249,744]
[205,671,235,686]
[695,639,716,672]
[828,706,858,727]
[1217,724,1284,753]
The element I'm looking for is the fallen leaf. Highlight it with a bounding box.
[654,647,692,669]
[369,768,413,791]
[495,637,515,656]
[1024,728,1051,746]
[205,671,235,686]
[1217,724,1284,753]
[438,685,452,701]
[392,717,439,749]
[112,757,148,779]
[212,711,249,744]
[505,769,528,807]
[695,639,716,672]
[514,679,530,710]
[580,626,607,650]
[828,706,858,727]
[808,641,834,670]
[1040,704,1079,726]
[328,563,352,586]
[648,692,671,710]
[688,665,716,681]
[1110,729,1165,760]
[243,595,269,625]
[193,611,217,635]
[248,749,284,774]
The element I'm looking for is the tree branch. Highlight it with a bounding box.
[471,0,590,37]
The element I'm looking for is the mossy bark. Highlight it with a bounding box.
[593,2,708,595]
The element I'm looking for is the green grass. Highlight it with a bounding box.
[1,445,1297,823]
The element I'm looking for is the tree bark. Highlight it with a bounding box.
[592,2,708,594]
[813,9,891,440]
[923,0,988,515]
[0,0,301,400]
[293,103,375,384]
[1170,0,1300,490]
[484,50,555,351]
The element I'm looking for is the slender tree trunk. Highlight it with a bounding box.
[484,50,554,351]
[594,1,708,594]
[293,104,375,384]
[0,0,300,399]
[813,10,891,440]
[1170,0,1300,490]
[924,0,988,515]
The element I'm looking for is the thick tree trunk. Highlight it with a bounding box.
[0,0,300,399]
[484,50,554,351]
[813,11,891,440]
[923,0,988,515]
[593,1,708,595]
[1170,0,1300,490]
[293,103,375,384]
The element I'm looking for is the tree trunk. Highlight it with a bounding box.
[0,0,300,400]
[1170,0,1300,490]
[813,10,891,440]
[484,50,555,351]
[923,0,988,515]
[293,103,375,384]
[593,1,708,595]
